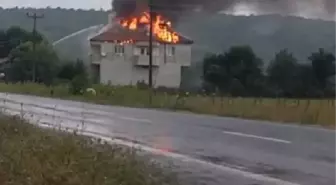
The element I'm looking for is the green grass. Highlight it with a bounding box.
[0,115,178,185]
[0,82,334,128]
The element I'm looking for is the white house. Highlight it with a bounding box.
[89,13,193,88]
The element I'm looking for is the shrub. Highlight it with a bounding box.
[69,74,89,95]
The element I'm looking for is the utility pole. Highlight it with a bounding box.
[148,0,154,104]
[26,12,44,82]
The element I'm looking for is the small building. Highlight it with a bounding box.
[89,13,193,88]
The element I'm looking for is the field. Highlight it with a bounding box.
[0,114,177,185]
[0,83,334,128]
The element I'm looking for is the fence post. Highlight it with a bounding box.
[220,95,224,109]
[302,99,311,124]
[211,93,215,105]
[81,103,85,132]
[3,94,8,113]
[174,94,179,110]
[163,92,167,108]
[53,105,57,124]
[2,98,6,113]
[20,103,24,120]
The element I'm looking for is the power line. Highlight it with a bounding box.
[26,12,44,82]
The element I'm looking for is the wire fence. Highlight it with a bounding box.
[0,93,334,128]
[0,96,111,134]
[0,95,150,151]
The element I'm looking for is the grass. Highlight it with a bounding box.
[0,115,178,185]
[0,82,334,128]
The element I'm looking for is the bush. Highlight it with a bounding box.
[69,74,89,95]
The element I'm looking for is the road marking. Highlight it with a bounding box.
[117,116,153,123]
[37,124,299,185]
[3,107,299,185]
[222,131,292,144]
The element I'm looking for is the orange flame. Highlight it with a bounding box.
[119,12,180,43]
[119,39,134,45]
[129,18,138,30]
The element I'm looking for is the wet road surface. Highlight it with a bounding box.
[0,93,335,185]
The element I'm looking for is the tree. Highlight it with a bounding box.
[57,61,77,81]
[309,48,335,90]
[6,26,43,49]
[58,59,89,95]
[0,26,44,58]
[267,49,301,97]
[6,41,59,85]
[203,46,264,96]
[69,73,90,95]
[73,59,87,76]
[58,59,87,81]
[203,53,228,92]
[295,64,322,97]
[223,46,264,96]
[0,30,10,58]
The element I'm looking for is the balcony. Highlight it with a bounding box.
[133,55,160,66]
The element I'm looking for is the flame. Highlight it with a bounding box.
[119,39,134,45]
[129,18,137,30]
[139,12,150,24]
[119,12,180,43]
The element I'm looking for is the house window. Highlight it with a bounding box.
[134,47,141,55]
[153,48,159,56]
[166,46,175,56]
[133,47,145,56]
[134,46,159,56]
[140,47,148,55]
[115,45,124,55]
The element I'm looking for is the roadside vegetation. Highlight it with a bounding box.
[0,115,177,185]
[0,83,334,128]
[0,26,334,128]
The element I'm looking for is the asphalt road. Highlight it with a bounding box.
[0,93,335,185]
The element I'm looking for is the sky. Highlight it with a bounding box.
[0,0,111,10]
[0,0,333,20]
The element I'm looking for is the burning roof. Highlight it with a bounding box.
[90,11,193,45]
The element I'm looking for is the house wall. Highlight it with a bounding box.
[91,41,191,88]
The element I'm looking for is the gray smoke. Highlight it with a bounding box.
[325,0,336,14]
[112,0,335,21]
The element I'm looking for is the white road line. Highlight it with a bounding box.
[2,106,299,185]
[117,116,153,123]
[222,131,292,144]
[38,124,299,185]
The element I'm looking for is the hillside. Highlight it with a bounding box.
[0,7,108,42]
[1,7,334,59]
[177,13,335,61]
[0,7,335,89]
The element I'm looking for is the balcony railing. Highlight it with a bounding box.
[133,55,160,66]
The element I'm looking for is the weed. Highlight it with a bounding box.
[0,83,334,127]
[0,115,178,185]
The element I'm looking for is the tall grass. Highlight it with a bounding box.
[0,115,178,185]
[0,83,334,127]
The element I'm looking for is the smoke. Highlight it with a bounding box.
[111,0,237,18]
[111,0,335,21]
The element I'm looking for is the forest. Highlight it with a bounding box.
[0,7,334,61]
[0,7,335,97]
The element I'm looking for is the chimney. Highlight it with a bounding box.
[108,12,116,26]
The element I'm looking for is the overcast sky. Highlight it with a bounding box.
[0,0,111,9]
